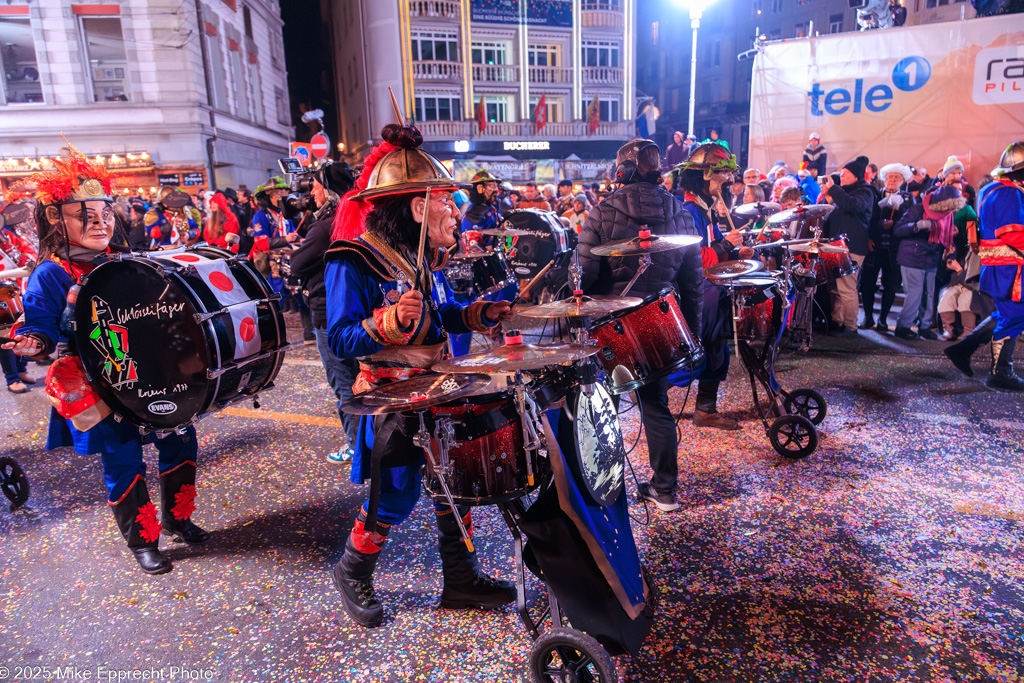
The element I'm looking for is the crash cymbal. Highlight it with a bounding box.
[767,204,835,225]
[705,259,764,280]
[732,201,781,219]
[590,233,702,257]
[340,373,495,415]
[787,241,850,254]
[517,295,643,319]
[448,250,492,261]
[480,226,532,237]
[433,341,600,374]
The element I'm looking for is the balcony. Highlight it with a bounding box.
[582,66,623,84]
[471,64,520,84]
[412,60,463,83]
[408,0,459,20]
[415,119,635,141]
[581,2,624,29]
[528,66,573,86]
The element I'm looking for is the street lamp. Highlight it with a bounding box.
[674,0,718,140]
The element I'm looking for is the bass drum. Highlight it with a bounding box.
[504,208,577,282]
[73,246,287,432]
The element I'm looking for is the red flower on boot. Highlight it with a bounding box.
[171,484,197,521]
[136,502,162,543]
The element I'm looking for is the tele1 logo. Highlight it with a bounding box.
[808,56,931,116]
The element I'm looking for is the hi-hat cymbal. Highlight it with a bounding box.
[480,226,532,237]
[449,250,491,261]
[517,295,643,319]
[705,259,764,280]
[590,233,702,257]
[787,241,850,254]
[767,204,835,225]
[433,341,600,374]
[340,373,495,415]
[732,201,781,219]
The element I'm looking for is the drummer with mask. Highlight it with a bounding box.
[2,143,208,576]
[323,124,515,628]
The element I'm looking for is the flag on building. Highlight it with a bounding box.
[636,102,656,139]
[533,94,547,132]
[476,98,487,133]
[587,94,600,134]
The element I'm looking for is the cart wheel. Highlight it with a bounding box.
[768,415,818,460]
[783,389,827,425]
[529,627,617,683]
[0,457,29,510]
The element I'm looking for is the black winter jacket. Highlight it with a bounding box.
[578,182,703,335]
[290,211,334,328]
[823,179,874,255]
[893,203,945,270]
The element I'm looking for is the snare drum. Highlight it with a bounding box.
[726,276,779,340]
[0,283,23,328]
[73,246,287,431]
[589,288,704,395]
[425,393,541,505]
[808,237,857,284]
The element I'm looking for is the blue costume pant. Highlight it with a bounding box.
[98,420,198,504]
[361,458,468,528]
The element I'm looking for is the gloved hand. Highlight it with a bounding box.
[916,219,933,231]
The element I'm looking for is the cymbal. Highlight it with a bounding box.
[517,295,643,319]
[590,233,702,257]
[767,204,835,225]
[433,342,600,374]
[787,241,850,254]
[705,259,764,280]
[480,226,532,237]
[340,373,495,415]
[732,201,781,219]
[448,250,491,261]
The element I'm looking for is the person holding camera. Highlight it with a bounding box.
[290,162,359,463]
[861,163,913,332]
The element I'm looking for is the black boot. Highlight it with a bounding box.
[160,462,209,545]
[111,479,172,575]
[436,508,515,610]
[331,513,389,627]
[986,336,1024,391]
[944,315,997,377]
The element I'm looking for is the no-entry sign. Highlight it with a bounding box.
[310,132,330,159]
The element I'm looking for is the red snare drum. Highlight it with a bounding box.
[0,284,23,328]
[426,393,541,505]
[589,288,704,395]
[800,237,858,285]
[727,276,779,340]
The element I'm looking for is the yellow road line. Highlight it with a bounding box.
[220,406,342,429]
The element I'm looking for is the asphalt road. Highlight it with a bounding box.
[1,312,1022,683]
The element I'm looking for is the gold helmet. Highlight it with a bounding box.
[356,125,460,203]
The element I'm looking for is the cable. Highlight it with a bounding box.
[622,396,652,527]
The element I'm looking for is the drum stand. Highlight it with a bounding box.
[412,410,475,550]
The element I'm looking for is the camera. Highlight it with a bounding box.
[277,157,320,220]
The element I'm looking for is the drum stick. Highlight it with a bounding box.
[387,86,405,124]
[508,260,555,307]
[715,190,738,233]
[415,188,430,292]
[0,336,16,345]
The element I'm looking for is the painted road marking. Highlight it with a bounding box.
[220,406,342,429]
[909,412,1024,431]
[282,358,325,367]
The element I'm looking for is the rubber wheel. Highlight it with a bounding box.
[0,457,29,510]
[768,415,818,459]
[783,388,827,425]
[529,627,617,683]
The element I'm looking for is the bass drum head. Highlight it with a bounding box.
[568,383,625,507]
[505,209,571,280]
[74,258,213,430]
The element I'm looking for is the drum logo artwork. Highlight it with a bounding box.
[86,296,139,391]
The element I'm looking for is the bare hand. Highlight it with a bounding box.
[485,301,514,323]
[725,230,744,247]
[738,247,754,259]
[285,231,299,243]
[396,288,424,329]
[2,334,42,356]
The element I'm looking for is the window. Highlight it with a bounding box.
[243,5,252,38]
[228,36,249,119]
[411,30,458,62]
[582,97,619,122]
[247,56,264,125]
[829,14,843,33]
[415,95,461,121]
[752,0,763,17]
[81,17,131,102]
[652,21,658,46]
[204,25,228,111]
[472,41,506,65]
[275,86,288,125]
[0,18,43,105]
[581,40,619,68]
[795,21,809,38]
[712,40,720,67]
[581,0,621,8]
[528,43,560,67]
[478,96,510,123]
[528,95,562,123]
[770,0,782,12]
[768,29,781,41]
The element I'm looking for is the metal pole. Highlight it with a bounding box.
[688,10,700,137]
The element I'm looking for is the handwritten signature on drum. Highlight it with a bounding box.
[114,300,187,325]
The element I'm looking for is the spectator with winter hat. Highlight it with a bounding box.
[803,133,827,178]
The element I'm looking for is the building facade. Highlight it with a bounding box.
[328,0,637,180]
[0,0,292,197]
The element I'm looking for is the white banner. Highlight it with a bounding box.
[749,16,1024,182]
